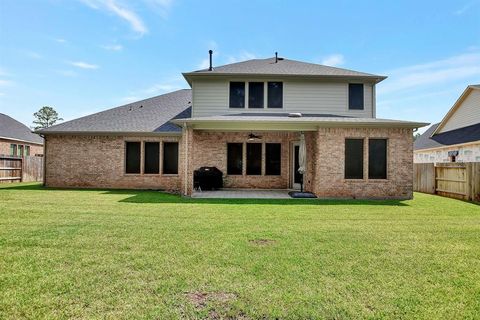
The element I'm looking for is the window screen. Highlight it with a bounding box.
[345,139,364,179]
[144,142,159,174]
[265,143,281,175]
[163,142,178,174]
[369,139,387,179]
[227,143,243,175]
[248,82,264,108]
[247,143,262,175]
[18,145,24,157]
[349,84,364,110]
[267,82,283,108]
[125,142,141,174]
[229,82,245,108]
[25,146,30,156]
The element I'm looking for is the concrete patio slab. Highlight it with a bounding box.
[191,189,292,199]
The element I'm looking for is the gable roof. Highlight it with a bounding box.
[37,89,192,135]
[414,122,480,151]
[0,113,43,144]
[432,84,480,135]
[183,57,386,84]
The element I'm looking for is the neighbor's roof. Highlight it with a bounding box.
[414,122,480,151]
[0,113,43,144]
[183,57,386,84]
[172,113,428,129]
[432,84,480,135]
[37,89,192,134]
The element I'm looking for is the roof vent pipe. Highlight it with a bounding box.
[208,50,213,71]
[275,51,278,63]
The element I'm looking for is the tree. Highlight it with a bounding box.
[33,106,63,130]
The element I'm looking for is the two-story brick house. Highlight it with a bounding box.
[38,54,427,199]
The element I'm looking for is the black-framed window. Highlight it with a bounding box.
[247,143,262,175]
[349,84,364,110]
[25,146,30,156]
[248,82,264,108]
[144,142,160,174]
[229,82,245,108]
[345,139,364,179]
[227,143,243,175]
[268,82,283,108]
[125,142,141,174]
[163,142,179,174]
[368,139,387,179]
[265,143,281,175]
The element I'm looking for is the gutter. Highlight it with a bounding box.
[34,131,183,136]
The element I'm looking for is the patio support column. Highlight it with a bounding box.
[182,124,194,196]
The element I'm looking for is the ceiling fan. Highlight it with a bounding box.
[247,133,262,141]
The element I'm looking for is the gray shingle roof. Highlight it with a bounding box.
[414,123,480,150]
[184,57,386,81]
[37,89,192,134]
[0,113,43,144]
[172,113,428,128]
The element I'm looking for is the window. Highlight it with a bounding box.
[368,139,387,179]
[227,143,243,175]
[10,144,17,156]
[125,142,141,174]
[144,142,160,174]
[349,83,364,110]
[265,143,281,175]
[25,146,30,156]
[345,139,364,179]
[247,143,262,175]
[18,145,24,157]
[267,82,283,108]
[229,82,245,108]
[163,142,179,174]
[248,82,264,108]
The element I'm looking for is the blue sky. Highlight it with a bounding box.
[0,0,479,132]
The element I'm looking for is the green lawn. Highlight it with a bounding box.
[0,183,479,319]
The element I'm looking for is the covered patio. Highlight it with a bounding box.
[191,189,292,199]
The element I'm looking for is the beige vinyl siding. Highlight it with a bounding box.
[438,89,480,133]
[192,79,374,118]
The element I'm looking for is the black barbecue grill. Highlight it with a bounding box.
[193,167,223,191]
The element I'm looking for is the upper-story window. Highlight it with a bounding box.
[229,82,245,108]
[348,83,364,110]
[267,82,283,108]
[229,81,283,109]
[248,82,264,108]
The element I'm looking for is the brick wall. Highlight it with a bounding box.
[44,127,413,199]
[0,138,43,156]
[45,135,183,190]
[312,127,413,199]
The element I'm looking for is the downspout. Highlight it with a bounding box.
[183,123,188,196]
[41,134,46,186]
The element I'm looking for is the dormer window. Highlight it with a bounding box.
[229,82,245,108]
[348,83,364,110]
[248,82,264,108]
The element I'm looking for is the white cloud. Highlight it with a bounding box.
[121,96,140,103]
[55,38,67,43]
[143,83,181,94]
[197,58,210,70]
[226,51,257,64]
[378,52,480,95]
[454,1,477,15]
[0,79,13,86]
[25,51,43,59]
[78,0,173,35]
[320,54,345,67]
[69,61,99,69]
[102,44,123,51]
[0,92,5,96]
[57,70,78,77]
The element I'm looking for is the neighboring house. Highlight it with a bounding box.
[0,113,44,157]
[414,85,480,163]
[37,54,427,199]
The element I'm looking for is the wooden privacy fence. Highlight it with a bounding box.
[414,162,480,202]
[0,156,43,183]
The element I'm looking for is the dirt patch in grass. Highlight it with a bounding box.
[249,238,276,246]
[184,291,247,319]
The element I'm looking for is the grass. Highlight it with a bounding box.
[0,183,479,319]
